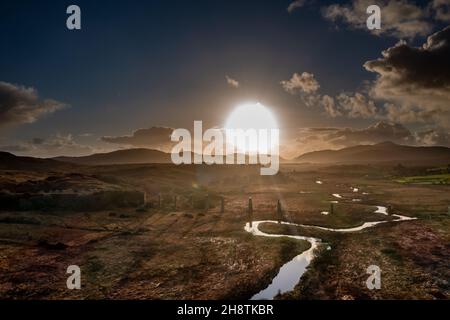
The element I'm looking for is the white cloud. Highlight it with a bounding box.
[322,0,433,39]
[225,75,239,88]
[287,0,307,13]
[281,72,320,94]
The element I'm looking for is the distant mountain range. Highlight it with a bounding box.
[294,141,450,165]
[53,148,172,165]
[53,148,287,165]
[0,151,79,171]
[1,142,450,170]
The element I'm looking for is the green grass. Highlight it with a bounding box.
[395,173,450,185]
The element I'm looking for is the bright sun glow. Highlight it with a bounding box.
[225,102,278,154]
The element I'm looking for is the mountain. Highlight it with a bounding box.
[294,142,450,165]
[53,148,287,166]
[0,151,77,171]
[53,148,172,165]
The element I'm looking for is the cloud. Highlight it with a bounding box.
[431,0,450,22]
[283,26,450,129]
[0,81,66,128]
[287,0,307,13]
[321,95,341,118]
[280,71,381,119]
[335,92,379,118]
[322,0,433,39]
[281,72,320,94]
[414,128,450,146]
[0,134,94,158]
[225,75,239,88]
[101,127,175,151]
[364,25,450,127]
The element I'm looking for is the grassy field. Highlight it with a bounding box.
[396,173,450,185]
[0,163,448,299]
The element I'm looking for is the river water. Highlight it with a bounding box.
[245,206,416,300]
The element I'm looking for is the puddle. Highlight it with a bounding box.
[332,194,342,198]
[375,206,388,215]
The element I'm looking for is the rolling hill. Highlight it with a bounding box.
[0,151,78,171]
[53,148,287,165]
[294,142,450,165]
[53,148,172,165]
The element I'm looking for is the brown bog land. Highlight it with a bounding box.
[0,154,448,299]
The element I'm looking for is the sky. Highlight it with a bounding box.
[0,0,449,159]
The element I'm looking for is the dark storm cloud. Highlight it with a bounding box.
[364,26,450,127]
[101,127,175,151]
[0,81,66,127]
[431,0,450,22]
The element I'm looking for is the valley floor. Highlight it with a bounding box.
[0,164,448,299]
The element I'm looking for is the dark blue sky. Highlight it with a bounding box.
[1,0,434,155]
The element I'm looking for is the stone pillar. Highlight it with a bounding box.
[248,197,253,228]
[277,199,282,223]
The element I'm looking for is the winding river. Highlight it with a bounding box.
[244,205,416,300]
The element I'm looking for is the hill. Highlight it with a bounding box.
[294,142,450,165]
[0,151,77,171]
[53,148,172,165]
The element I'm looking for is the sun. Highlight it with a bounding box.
[224,102,278,154]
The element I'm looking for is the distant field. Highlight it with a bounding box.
[396,173,450,185]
